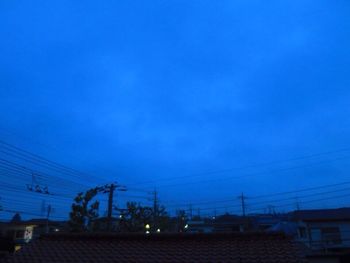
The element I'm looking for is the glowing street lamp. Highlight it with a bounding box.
[145,224,150,230]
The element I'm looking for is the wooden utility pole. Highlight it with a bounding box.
[153,190,158,231]
[239,193,246,217]
[103,183,127,231]
[46,204,52,234]
[295,197,301,211]
[189,204,193,220]
[41,200,46,217]
[267,205,276,215]
[107,184,116,231]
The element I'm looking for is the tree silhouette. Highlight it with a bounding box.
[118,202,171,232]
[118,202,153,232]
[11,213,22,223]
[69,187,100,232]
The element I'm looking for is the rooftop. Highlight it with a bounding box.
[1,232,306,263]
[292,207,350,222]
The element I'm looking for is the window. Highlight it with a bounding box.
[230,225,241,232]
[298,227,307,238]
[15,230,25,239]
[6,230,15,238]
[321,227,342,245]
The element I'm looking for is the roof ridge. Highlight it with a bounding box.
[40,232,289,241]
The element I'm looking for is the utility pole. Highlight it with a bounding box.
[41,200,46,217]
[189,204,193,220]
[239,193,246,217]
[152,189,159,231]
[46,204,52,234]
[267,205,276,215]
[107,184,116,231]
[102,183,127,231]
[295,197,301,211]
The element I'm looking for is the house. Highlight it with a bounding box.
[291,208,350,252]
[213,214,253,232]
[0,219,67,252]
[0,222,35,250]
[186,219,213,233]
[252,213,290,231]
[268,221,298,236]
[0,237,15,258]
[1,232,307,262]
[186,214,255,233]
[19,219,67,239]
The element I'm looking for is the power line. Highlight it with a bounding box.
[0,149,100,186]
[183,191,350,214]
[0,141,153,194]
[0,163,149,196]
[247,192,350,214]
[0,159,93,190]
[0,208,67,220]
[2,138,350,219]
[0,140,103,183]
[127,147,350,187]
[127,155,350,191]
[165,181,350,208]
[163,186,350,214]
[248,187,350,208]
[250,181,350,199]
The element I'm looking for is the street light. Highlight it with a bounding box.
[145,224,150,229]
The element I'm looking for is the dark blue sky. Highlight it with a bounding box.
[1,0,350,217]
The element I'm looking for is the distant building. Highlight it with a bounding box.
[0,218,67,252]
[0,221,35,252]
[291,208,350,252]
[186,219,213,233]
[267,221,298,237]
[252,213,290,232]
[213,214,253,233]
[186,214,257,233]
[0,237,15,258]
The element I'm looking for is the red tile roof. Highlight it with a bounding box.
[2,233,307,263]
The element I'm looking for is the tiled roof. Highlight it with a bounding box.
[292,207,350,221]
[1,233,306,263]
